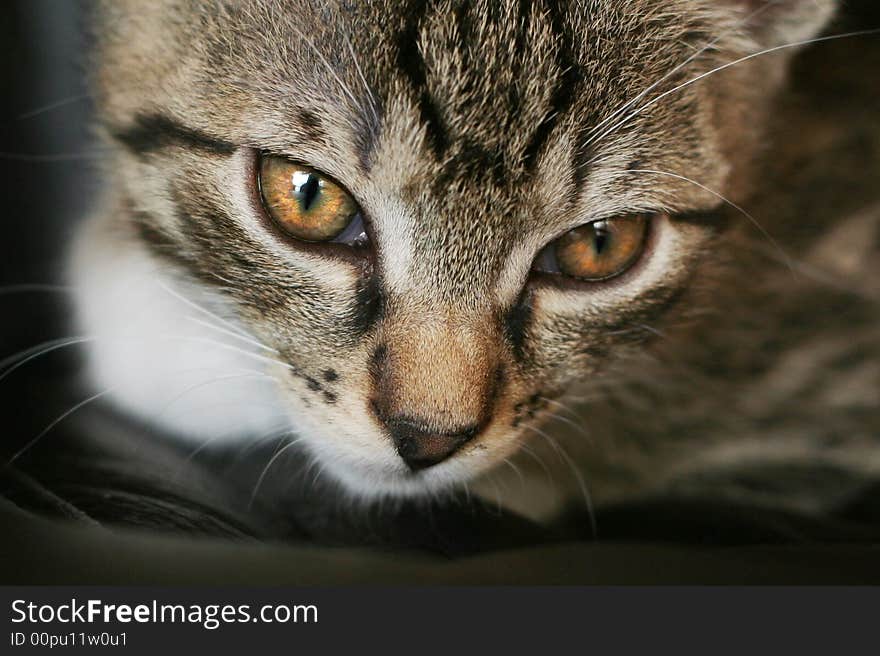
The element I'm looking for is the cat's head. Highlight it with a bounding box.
[85,0,835,498]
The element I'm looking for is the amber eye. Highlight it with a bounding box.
[534,214,650,281]
[259,155,363,243]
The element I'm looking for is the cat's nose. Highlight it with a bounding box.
[368,314,501,469]
[383,416,478,471]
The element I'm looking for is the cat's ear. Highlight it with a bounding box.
[729,0,837,49]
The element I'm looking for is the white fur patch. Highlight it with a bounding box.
[68,207,288,445]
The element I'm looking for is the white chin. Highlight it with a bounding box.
[301,438,469,502]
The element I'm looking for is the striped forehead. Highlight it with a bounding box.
[390,0,574,181]
[355,0,585,301]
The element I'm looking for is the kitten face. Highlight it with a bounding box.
[78,0,835,498]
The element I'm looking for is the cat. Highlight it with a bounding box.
[65,0,879,527]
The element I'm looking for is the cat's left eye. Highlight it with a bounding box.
[258,155,367,246]
[533,213,650,282]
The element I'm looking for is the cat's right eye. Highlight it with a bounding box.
[533,214,651,282]
[258,155,367,246]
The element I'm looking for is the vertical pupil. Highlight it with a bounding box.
[294,173,321,212]
[593,222,610,256]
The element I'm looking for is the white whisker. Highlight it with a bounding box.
[588,28,880,150]
[287,23,369,121]
[518,441,555,486]
[248,436,302,507]
[155,370,277,424]
[583,1,774,142]
[0,337,95,384]
[502,457,526,490]
[542,409,594,445]
[17,92,92,120]
[7,388,116,465]
[185,316,279,354]
[628,168,795,272]
[342,30,381,128]
[522,423,597,539]
[156,280,254,341]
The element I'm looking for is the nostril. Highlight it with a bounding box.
[384,416,478,471]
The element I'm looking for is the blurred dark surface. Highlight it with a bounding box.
[1,1,880,583]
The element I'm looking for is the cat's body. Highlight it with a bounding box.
[68,0,878,526]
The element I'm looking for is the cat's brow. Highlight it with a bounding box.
[113,113,236,157]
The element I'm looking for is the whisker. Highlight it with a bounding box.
[0,337,95,384]
[7,388,115,465]
[541,409,594,445]
[185,316,279,354]
[308,458,328,493]
[154,370,277,424]
[587,28,880,150]
[287,23,369,121]
[341,30,381,128]
[484,474,505,516]
[248,435,302,508]
[460,480,474,509]
[0,332,289,387]
[628,168,795,272]
[634,323,667,340]
[584,1,774,141]
[183,422,291,472]
[539,396,580,419]
[161,335,296,375]
[502,457,526,490]
[521,423,597,539]
[222,421,297,469]
[156,280,254,342]
[517,441,555,486]
[17,92,92,120]
[301,451,325,494]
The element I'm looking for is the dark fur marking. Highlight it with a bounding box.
[129,206,198,271]
[397,0,449,157]
[114,114,236,157]
[673,208,729,230]
[504,291,534,363]
[510,391,549,427]
[627,158,644,171]
[354,114,382,175]
[162,185,366,403]
[595,284,689,345]
[433,138,506,193]
[369,344,388,379]
[453,0,474,72]
[297,109,328,144]
[520,0,581,174]
[351,92,384,175]
[349,268,385,336]
[571,130,596,198]
[368,344,390,415]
